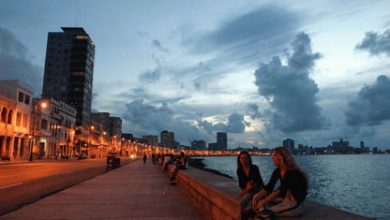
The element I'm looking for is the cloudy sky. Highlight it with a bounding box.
[1,0,390,149]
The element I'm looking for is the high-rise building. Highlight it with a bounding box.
[283,138,295,153]
[42,27,95,128]
[160,130,175,148]
[91,112,111,133]
[191,140,206,150]
[217,132,227,150]
[109,117,122,137]
[143,135,158,147]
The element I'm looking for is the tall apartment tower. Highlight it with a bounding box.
[42,27,95,128]
[283,138,295,153]
[217,132,227,150]
[161,130,175,148]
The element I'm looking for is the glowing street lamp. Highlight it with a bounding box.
[29,100,48,161]
[88,125,94,157]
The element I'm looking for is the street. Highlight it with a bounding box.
[0,158,132,216]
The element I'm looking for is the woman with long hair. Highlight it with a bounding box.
[237,151,264,219]
[252,147,309,218]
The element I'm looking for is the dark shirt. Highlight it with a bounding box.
[237,165,264,191]
[264,168,308,203]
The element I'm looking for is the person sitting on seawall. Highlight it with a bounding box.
[170,152,188,181]
[252,146,309,219]
[237,151,265,220]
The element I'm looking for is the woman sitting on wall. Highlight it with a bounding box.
[237,151,265,219]
[252,146,309,219]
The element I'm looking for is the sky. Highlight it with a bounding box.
[1,0,390,149]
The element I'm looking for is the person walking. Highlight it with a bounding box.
[143,152,147,164]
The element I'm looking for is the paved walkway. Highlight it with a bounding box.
[0,159,206,220]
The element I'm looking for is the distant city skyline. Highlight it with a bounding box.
[1,0,390,149]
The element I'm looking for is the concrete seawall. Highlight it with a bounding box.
[175,167,374,220]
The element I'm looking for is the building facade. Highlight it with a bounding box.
[142,135,158,147]
[191,140,206,150]
[282,138,295,153]
[44,98,76,159]
[217,132,227,150]
[42,27,95,128]
[161,130,175,148]
[0,80,32,161]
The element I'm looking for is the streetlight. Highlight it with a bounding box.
[29,100,48,161]
[88,125,94,158]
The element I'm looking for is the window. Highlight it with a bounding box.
[18,92,24,102]
[41,119,48,130]
[24,95,30,105]
[16,112,22,127]
[7,110,13,124]
[22,113,28,128]
[1,108,7,123]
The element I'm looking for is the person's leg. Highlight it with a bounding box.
[240,192,256,220]
[268,193,302,217]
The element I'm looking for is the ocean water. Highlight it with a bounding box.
[198,154,390,219]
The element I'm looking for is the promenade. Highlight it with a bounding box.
[0,159,205,220]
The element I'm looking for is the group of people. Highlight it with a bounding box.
[146,152,188,181]
[237,147,308,220]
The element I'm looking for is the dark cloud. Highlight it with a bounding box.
[227,113,246,133]
[345,75,390,126]
[198,113,246,134]
[119,87,189,105]
[254,32,327,133]
[138,67,161,82]
[0,27,42,95]
[356,29,390,56]
[246,103,262,119]
[123,99,206,143]
[189,5,301,65]
[152,39,169,53]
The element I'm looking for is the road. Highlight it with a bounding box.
[0,158,132,216]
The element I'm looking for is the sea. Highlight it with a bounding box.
[197,154,390,219]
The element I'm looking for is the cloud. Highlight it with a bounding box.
[198,113,246,134]
[152,39,169,53]
[189,5,301,65]
[0,27,42,95]
[122,99,206,143]
[345,75,390,126]
[254,32,327,133]
[246,103,262,119]
[356,29,390,56]
[138,67,161,82]
[227,113,246,133]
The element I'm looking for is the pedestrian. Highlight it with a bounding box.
[143,152,147,164]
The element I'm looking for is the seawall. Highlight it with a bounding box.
[175,166,373,220]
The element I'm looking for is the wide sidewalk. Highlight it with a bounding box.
[0,159,206,220]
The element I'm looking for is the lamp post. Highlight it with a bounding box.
[29,100,48,162]
[88,125,94,158]
[113,135,116,152]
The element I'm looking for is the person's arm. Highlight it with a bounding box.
[264,168,280,192]
[253,165,265,189]
[254,189,281,210]
[237,169,246,189]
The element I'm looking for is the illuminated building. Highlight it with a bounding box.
[0,80,32,161]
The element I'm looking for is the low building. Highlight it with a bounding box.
[0,80,32,161]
